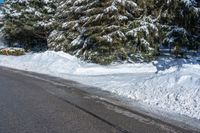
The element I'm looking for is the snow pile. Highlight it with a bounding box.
[0,51,156,75]
[0,51,200,120]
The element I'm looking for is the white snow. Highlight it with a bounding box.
[0,51,200,121]
[182,0,197,6]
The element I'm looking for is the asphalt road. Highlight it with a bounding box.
[0,67,198,133]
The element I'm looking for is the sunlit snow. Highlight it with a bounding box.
[0,51,200,121]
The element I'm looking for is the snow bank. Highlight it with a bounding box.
[0,51,200,120]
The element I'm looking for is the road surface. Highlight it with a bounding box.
[0,67,198,133]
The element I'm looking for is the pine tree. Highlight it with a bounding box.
[48,0,161,64]
[2,0,57,51]
[2,0,200,64]
[48,0,200,64]
[157,0,200,53]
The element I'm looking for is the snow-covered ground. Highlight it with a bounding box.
[0,51,200,122]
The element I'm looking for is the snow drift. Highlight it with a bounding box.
[0,51,200,121]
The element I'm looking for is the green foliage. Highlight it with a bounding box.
[1,0,200,64]
[2,0,57,50]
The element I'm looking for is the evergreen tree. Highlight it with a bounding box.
[2,0,57,51]
[48,0,161,64]
[48,0,200,64]
[2,0,200,64]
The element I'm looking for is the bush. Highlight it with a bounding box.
[2,0,57,51]
[0,47,25,56]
